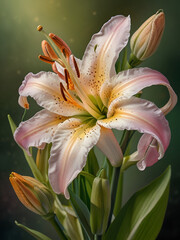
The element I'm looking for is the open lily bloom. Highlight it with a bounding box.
[14,15,177,198]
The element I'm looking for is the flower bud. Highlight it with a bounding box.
[9,172,54,216]
[130,10,165,62]
[90,170,111,235]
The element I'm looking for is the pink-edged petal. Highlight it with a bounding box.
[98,97,171,160]
[100,67,177,115]
[136,134,160,170]
[14,109,68,154]
[48,119,101,199]
[79,15,130,96]
[96,127,123,167]
[19,71,86,116]
[126,134,161,170]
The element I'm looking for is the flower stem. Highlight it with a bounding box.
[113,168,124,216]
[107,166,121,229]
[48,214,68,240]
[106,130,135,230]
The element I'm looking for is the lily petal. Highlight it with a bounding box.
[98,97,171,161]
[48,119,101,199]
[19,71,86,116]
[126,134,160,170]
[14,109,68,154]
[100,67,177,115]
[79,15,130,96]
[137,134,160,170]
[96,127,123,167]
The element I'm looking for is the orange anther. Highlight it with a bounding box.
[38,55,54,64]
[52,63,65,80]
[49,33,72,59]
[41,40,58,60]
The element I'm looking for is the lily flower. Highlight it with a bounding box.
[14,15,177,198]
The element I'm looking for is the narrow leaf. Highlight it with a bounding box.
[84,149,99,176]
[8,114,17,134]
[15,221,52,240]
[104,166,171,240]
[80,171,95,185]
[69,189,93,240]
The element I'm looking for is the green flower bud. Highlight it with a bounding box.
[90,170,111,235]
[9,172,54,217]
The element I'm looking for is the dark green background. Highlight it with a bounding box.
[1,0,180,239]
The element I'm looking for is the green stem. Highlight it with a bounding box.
[107,166,121,229]
[48,214,68,240]
[113,130,135,217]
[106,130,135,229]
[113,168,124,216]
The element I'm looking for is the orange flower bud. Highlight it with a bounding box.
[130,10,165,61]
[9,172,54,216]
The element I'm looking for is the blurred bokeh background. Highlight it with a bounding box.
[1,0,180,239]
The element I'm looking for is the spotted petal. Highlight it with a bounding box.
[19,71,86,116]
[79,15,130,96]
[98,97,170,164]
[100,67,177,115]
[48,119,101,199]
[14,109,68,154]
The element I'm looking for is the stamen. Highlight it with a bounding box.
[64,69,69,89]
[38,55,55,64]
[49,33,71,60]
[72,55,80,78]
[64,68,74,90]
[41,40,58,60]
[60,82,67,101]
[52,63,65,80]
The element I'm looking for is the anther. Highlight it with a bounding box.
[37,25,43,32]
[38,55,55,64]
[72,55,80,78]
[42,40,58,60]
[52,63,65,80]
[64,69,70,89]
[49,33,72,59]
[60,82,67,101]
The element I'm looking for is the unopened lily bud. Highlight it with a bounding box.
[90,170,111,235]
[130,10,165,64]
[9,172,54,216]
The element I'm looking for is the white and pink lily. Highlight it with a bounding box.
[14,15,177,198]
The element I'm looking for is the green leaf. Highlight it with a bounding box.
[36,143,51,182]
[15,221,52,240]
[79,175,90,209]
[80,171,95,185]
[69,188,93,240]
[84,149,99,176]
[8,114,17,134]
[104,166,171,240]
